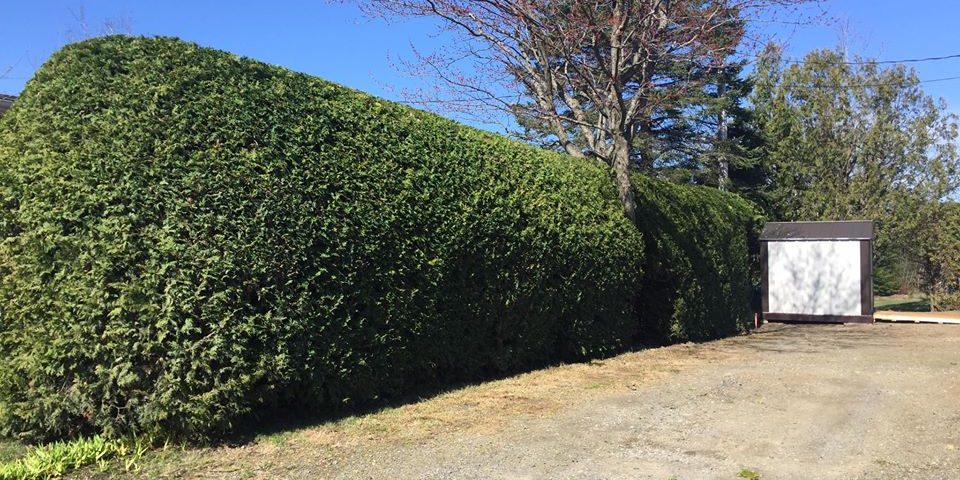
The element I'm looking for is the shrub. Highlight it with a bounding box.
[632,175,761,343]
[0,36,644,441]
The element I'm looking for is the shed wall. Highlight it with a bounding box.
[768,240,862,316]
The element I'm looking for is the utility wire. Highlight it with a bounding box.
[404,74,960,102]
[913,74,960,84]
[782,75,960,90]
[780,53,960,66]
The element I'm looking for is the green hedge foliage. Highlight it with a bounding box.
[632,175,761,343]
[0,36,644,441]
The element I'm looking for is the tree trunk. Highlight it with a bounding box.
[635,120,657,171]
[562,142,583,159]
[717,80,730,191]
[612,135,637,223]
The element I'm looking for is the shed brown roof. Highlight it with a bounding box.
[760,221,875,241]
[0,94,16,116]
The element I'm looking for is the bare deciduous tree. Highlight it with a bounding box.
[350,0,815,221]
[66,5,133,42]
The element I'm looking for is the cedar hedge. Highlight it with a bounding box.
[0,36,759,443]
[632,175,761,343]
[0,36,643,441]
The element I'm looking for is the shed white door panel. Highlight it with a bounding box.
[768,241,861,316]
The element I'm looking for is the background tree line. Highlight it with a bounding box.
[357,0,960,309]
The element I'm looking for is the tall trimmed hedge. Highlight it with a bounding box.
[0,36,644,441]
[632,175,761,343]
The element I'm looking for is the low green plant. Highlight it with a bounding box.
[0,436,150,480]
[737,468,761,480]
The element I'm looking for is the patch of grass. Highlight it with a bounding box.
[100,443,202,480]
[0,436,150,480]
[875,294,931,312]
[253,429,297,448]
[0,441,28,465]
[737,468,761,480]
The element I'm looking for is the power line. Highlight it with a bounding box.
[775,74,960,90]
[780,53,960,66]
[401,75,960,104]
[915,75,960,84]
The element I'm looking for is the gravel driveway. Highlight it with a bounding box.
[131,323,960,480]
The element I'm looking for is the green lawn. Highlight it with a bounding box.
[0,438,27,463]
[875,293,931,312]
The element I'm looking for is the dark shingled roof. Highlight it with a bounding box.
[760,221,875,241]
[0,94,16,116]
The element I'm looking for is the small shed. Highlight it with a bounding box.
[761,221,874,324]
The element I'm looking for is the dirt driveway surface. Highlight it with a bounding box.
[131,323,960,480]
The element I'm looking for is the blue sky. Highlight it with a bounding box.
[4,1,960,129]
